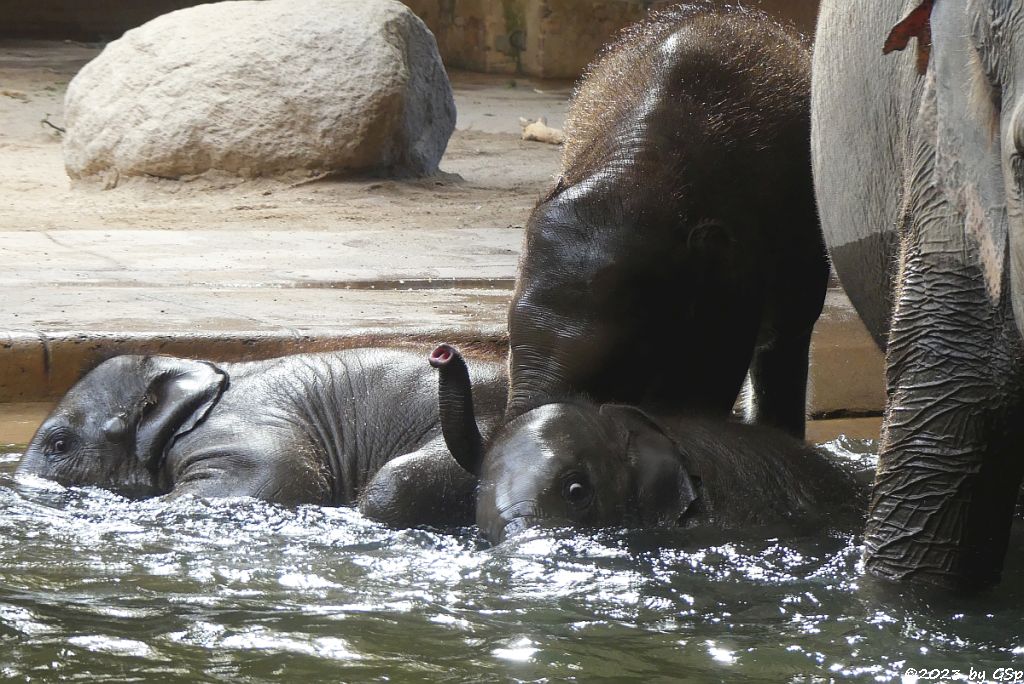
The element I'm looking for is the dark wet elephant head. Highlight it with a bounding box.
[429,345,698,543]
[18,356,227,497]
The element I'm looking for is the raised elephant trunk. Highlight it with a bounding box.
[429,344,484,476]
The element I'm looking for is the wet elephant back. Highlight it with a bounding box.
[563,8,810,188]
[508,9,824,417]
[663,417,865,531]
[221,349,507,505]
[232,350,447,504]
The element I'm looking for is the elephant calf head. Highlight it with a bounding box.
[431,344,864,544]
[18,355,228,497]
[430,344,700,543]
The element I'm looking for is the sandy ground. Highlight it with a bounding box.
[0,40,569,234]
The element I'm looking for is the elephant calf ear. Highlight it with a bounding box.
[136,357,229,470]
[600,405,699,528]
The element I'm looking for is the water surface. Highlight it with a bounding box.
[0,438,1021,682]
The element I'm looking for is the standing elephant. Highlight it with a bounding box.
[17,348,508,528]
[432,7,829,537]
[431,345,864,544]
[812,0,1024,589]
[503,7,827,439]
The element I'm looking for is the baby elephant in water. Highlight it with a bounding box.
[22,346,864,540]
[18,348,507,527]
[432,346,865,544]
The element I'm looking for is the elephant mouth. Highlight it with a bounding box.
[499,515,541,542]
[490,500,543,544]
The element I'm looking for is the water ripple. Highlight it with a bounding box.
[0,447,1021,681]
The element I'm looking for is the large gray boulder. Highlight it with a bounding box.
[63,0,455,181]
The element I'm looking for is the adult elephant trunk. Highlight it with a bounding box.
[864,47,1024,588]
[814,0,1024,589]
[869,232,1024,590]
[429,344,485,476]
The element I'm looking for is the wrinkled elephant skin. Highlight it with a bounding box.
[812,0,1024,589]
[18,348,508,529]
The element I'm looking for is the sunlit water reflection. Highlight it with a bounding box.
[0,438,1022,682]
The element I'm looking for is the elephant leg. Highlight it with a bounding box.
[358,441,477,529]
[866,238,1024,590]
[746,329,813,440]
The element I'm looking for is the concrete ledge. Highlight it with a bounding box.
[807,288,887,417]
[806,416,882,444]
[0,327,508,403]
[0,286,885,411]
[0,290,885,446]
[0,403,58,445]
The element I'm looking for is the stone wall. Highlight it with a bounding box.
[0,0,201,41]
[1,0,820,78]
[404,0,819,78]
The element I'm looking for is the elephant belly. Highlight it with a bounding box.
[827,230,899,349]
[811,0,917,351]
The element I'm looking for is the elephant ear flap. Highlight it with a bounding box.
[882,0,935,74]
[136,357,229,469]
[599,405,700,527]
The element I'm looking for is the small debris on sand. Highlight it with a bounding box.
[519,117,564,145]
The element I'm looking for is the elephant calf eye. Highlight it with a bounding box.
[45,431,73,457]
[561,474,593,508]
